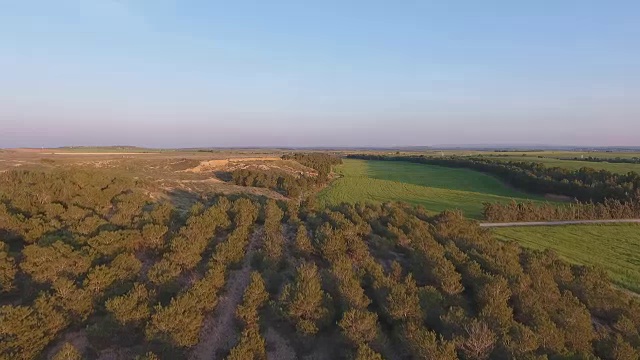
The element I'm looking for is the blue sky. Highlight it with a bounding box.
[1,0,639,147]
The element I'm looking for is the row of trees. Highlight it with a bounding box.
[226,272,269,359]
[562,156,640,164]
[483,199,640,222]
[348,154,640,203]
[146,199,260,349]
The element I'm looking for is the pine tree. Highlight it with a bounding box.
[280,262,330,335]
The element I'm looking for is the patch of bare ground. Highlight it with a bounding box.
[96,347,135,360]
[544,193,574,202]
[51,152,157,156]
[76,160,117,168]
[179,178,224,184]
[184,157,281,173]
[301,335,337,360]
[46,330,90,359]
[189,227,263,360]
[265,327,296,360]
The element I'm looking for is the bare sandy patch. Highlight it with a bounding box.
[184,157,281,173]
[544,193,574,202]
[52,152,157,155]
[265,327,296,360]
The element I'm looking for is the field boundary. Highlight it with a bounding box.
[481,219,640,227]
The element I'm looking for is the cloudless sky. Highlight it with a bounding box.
[1,0,639,148]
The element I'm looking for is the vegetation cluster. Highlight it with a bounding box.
[230,153,342,198]
[230,168,319,198]
[280,153,342,180]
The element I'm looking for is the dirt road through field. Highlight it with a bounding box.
[190,227,262,360]
[480,219,640,227]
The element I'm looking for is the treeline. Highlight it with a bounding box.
[348,154,640,203]
[230,168,319,198]
[484,199,640,222]
[281,153,342,179]
[561,156,640,164]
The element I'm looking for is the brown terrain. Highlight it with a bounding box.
[0,148,315,209]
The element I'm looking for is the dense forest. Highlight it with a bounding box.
[348,154,640,203]
[1,169,639,359]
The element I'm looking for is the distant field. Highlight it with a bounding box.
[341,150,640,173]
[47,147,167,153]
[494,224,640,292]
[484,155,640,173]
[318,159,547,218]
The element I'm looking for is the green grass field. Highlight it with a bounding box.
[494,224,640,292]
[485,155,640,173]
[318,159,546,218]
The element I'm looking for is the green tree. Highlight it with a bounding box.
[236,272,269,327]
[21,241,91,283]
[226,327,266,360]
[401,322,458,360]
[338,309,379,345]
[354,345,383,360]
[386,274,422,323]
[84,253,141,295]
[52,278,94,320]
[263,200,284,261]
[0,241,16,293]
[105,283,154,328]
[52,342,83,360]
[0,294,69,360]
[294,224,313,256]
[145,293,204,348]
[280,262,330,335]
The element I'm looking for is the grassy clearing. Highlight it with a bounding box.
[318,159,546,218]
[494,224,640,292]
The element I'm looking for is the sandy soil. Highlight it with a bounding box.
[544,193,574,202]
[185,157,281,173]
[50,152,157,155]
[189,227,263,360]
[265,327,296,360]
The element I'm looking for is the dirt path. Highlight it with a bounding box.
[264,327,296,360]
[190,227,263,360]
[480,219,640,227]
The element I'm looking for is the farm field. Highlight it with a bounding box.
[341,150,640,173]
[485,155,640,173]
[318,159,547,218]
[494,224,640,292]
